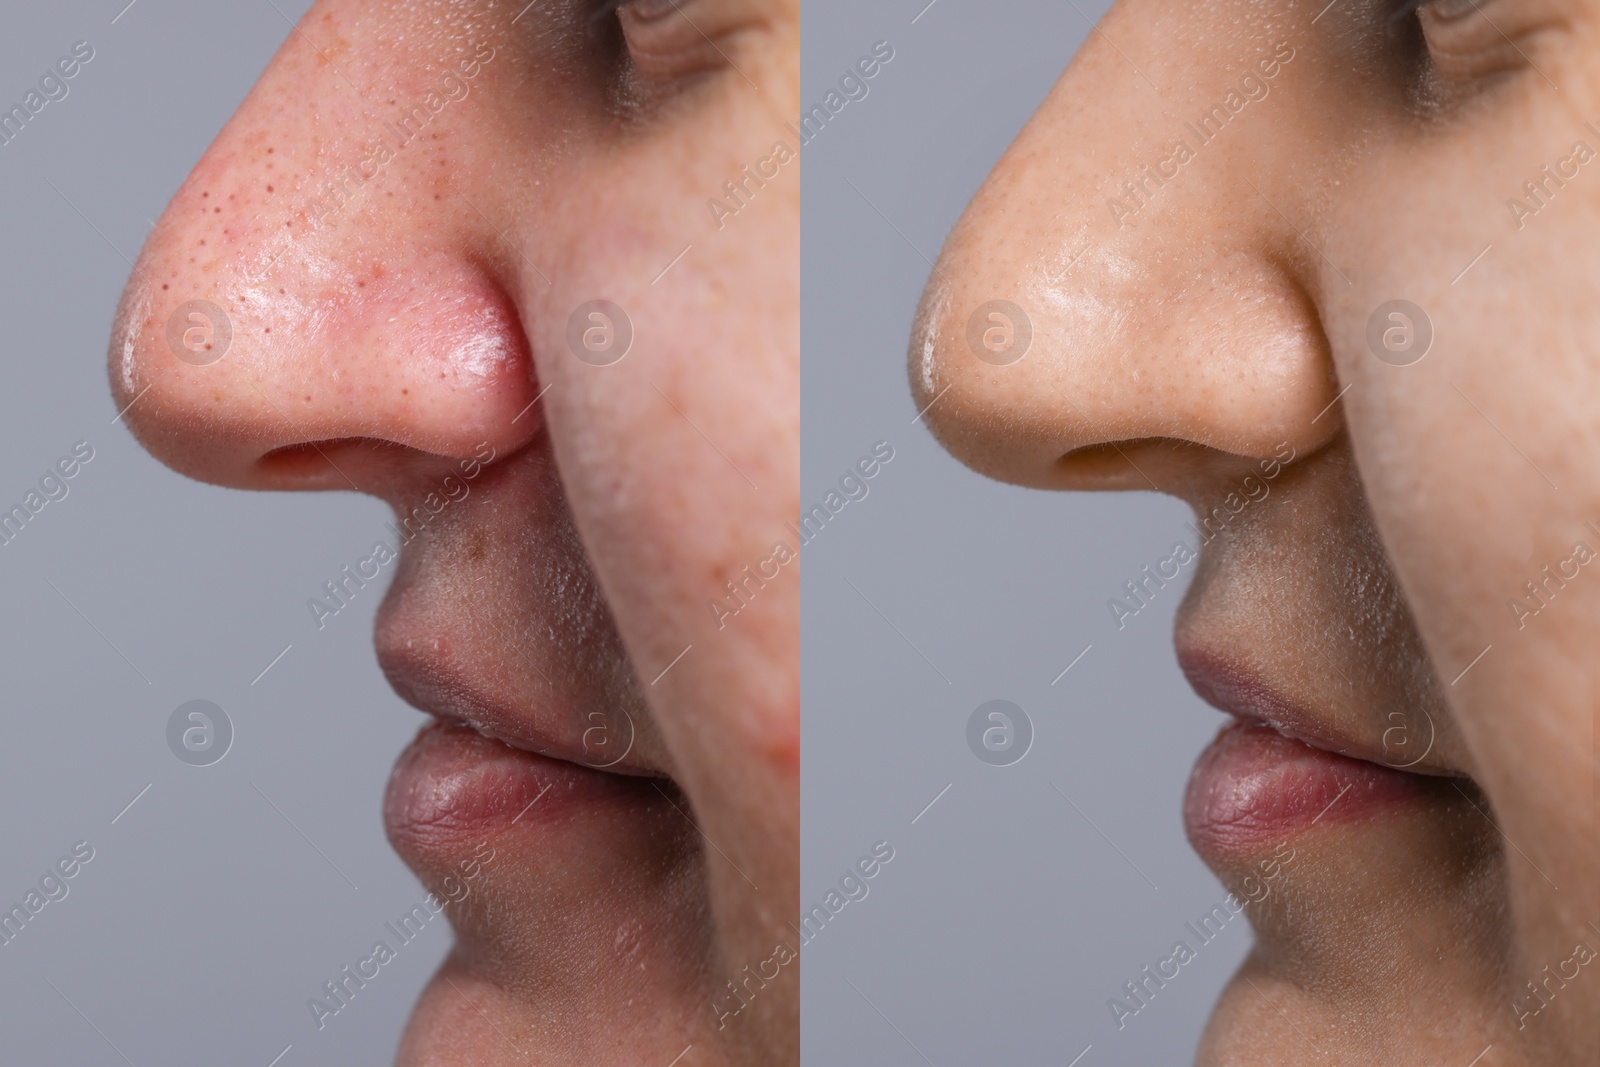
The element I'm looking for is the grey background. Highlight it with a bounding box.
[801,2,1246,1065]
[1,3,446,1063]
[1,3,1253,1064]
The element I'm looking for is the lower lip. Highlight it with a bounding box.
[1184,720,1428,858]
[384,719,655,848]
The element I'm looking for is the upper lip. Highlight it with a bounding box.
[1175,641,1440,773]
[377,641,656,778]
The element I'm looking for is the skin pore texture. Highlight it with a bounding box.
[107,1,798,1065]
[912,0,1600,1063]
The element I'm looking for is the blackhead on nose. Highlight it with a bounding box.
[109,12,541,497]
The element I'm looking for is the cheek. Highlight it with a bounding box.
[512,104,797,771]
[528,152,795,527]
[1327,235,1563,627]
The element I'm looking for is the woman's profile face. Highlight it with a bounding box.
[109,1,797,1064]
[916,0,1598,1062]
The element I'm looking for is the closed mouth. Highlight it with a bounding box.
[384,716,666,844]
[375,620,675,855]
[1176,643,1450,776]
[1174,641,1471,856]
[377,640,659,779]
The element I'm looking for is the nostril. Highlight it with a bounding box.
[258,437,407,479]
[255,437,505,494]
[1055,437,1220,492]
[1058,437,1180,476]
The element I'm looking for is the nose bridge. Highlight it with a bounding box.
[915,12,1340,490]
[112,4,541,491]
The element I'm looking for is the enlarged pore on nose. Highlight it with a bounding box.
[911,240,1341,491]
[116,246,543,492]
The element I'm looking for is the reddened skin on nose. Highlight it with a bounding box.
[111,162,541,492]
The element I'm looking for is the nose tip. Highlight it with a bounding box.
[911,200,1343,496]
[909,221,1150,490]
[109,135,542,496]
[106,4,547,497]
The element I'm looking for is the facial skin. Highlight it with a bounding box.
[108,2,797,1065]
[914,0,1599,1063]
